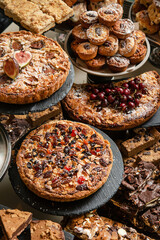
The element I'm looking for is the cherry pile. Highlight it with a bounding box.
[87,78,147,113]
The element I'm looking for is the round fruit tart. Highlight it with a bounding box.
[16,120,113,202]
[0,31,70,104]
[62,71,160,131]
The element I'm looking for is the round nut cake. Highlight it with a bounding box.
[62,71,160,131]
[16,120,113,202]
[0,31,70,104]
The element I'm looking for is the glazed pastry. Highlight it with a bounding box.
[112,19,135,39]
[80,11,98,28]
[72,24,88,42]
[107,56,130,72]
[119,36,137,57]
[76,42,98,60]
[98,3,123,27]
[98,34,118,56]
[148,3,160,25]
[130,44,147,64]
[87,23,109,45]
[132,30,146,44]
[136,10,159,34]
[85,55,106,70]
[71,39,80,54]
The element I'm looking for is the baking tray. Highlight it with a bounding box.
[64,31,150,78]
[0,124,11,181]
[0,204,74,240]
[8,125,124,216]
[0,62,74,115]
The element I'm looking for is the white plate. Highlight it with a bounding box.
[64,31,150,77]
[128,2,160,47]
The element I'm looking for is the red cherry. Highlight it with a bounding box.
[105,88,111,95]
[90,93,97,100]
[111,89,116,95]
[107,95,115,103]
[93,88,99,94]
[127,95,133,102]
[71,129,77,137]
[134,84,139,90]
[139,83,145,90]
[122,83,129,88]
[121,95,127,103]
[98,92,105,100]
[78,176,85,184]
[120,103,127,111]
[128,101,135,109]
[123,89,131,95]
[101,99,108,107]
[134,92,142,99]
[128,80,135,87]
[87,85,92,92]
[117,87,124,95]
[134,99,140,106]
[134,77,140,84]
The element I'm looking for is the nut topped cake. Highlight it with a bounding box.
[63,71,160,130]
[0,31,70,104]
[16,120,113,202]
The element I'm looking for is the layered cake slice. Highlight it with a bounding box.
[0,209,32,240]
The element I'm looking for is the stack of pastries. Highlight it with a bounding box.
[71,3,147,72]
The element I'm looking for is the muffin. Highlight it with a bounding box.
[76,42,98,60]
[119,36,137,57]
[107,56,130,72]
[87,23,109,45]
[98,34,118,56]
[130,44,147,64]
[112,19,135,39]
[72,24,88,42]
[80,11,98,28]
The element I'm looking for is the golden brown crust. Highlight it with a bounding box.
[107,56,130,72]
[130,44,147,64]
[76,42,98,60]
[98,34,118,57]
[62,71,160,131]
[0,31,70,104]
[112,19,135,39]
[16,120,113,202]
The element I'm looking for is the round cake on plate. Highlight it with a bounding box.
[0,31,70,104]
[16,120,113,202]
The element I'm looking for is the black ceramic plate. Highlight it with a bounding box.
[0,204,74,240]
[0,62,74,115]
[0,124,11,181]
[8,125,123,216]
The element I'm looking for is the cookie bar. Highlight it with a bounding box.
[30,220,65,240]
[63,0,77,7]
[4,0,55,34]
[29,0,73,24]
[121,128,160,157]
[0,209,32,240]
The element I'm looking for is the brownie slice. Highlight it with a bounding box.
[30,220,65,240]
[121,128,160,157]
[0,209,32,240]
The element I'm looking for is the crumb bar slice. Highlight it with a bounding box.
[121,128,160,157]
[30,220,65,240]
[0,209,32,240]
[4,0,55,34]
[29,0,73,24]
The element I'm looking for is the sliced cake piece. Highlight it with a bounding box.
[30,220,65,240]
[0,209,32,240]
[121,128,160,157]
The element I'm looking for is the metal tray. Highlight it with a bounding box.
[8,124,123,216]
[0,124,11,181]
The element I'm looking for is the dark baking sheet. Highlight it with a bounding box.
[0,204,74,240]
[0,124,11,181]
[0,62,74,115]
[141,107,160,128]
[8,125,124,216]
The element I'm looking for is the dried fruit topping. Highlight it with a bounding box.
[12,40,22,50]
[31,40,44,49]
[64,166,72,171]
[14,51,32,68]
[71,129,77,137]
[78,176,85,184]
[3,58,19,79]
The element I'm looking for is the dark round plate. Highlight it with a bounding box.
[0,204,74,240]
[8,125,123,216]
[0,124,11,181]
[0,62,74,115]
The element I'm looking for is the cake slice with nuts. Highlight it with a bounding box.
[0,209,32,240]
